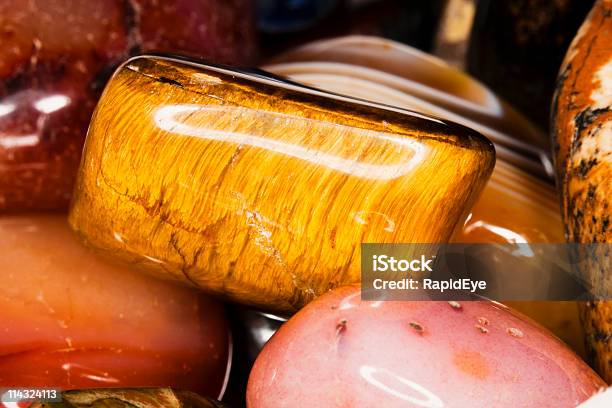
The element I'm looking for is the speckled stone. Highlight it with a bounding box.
[552,0,612,382]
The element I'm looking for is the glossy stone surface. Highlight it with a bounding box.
[269,35,550,160]
[69,55,494,313]
[0,215,230,396]
[0,0,256,212]
[266,37,562,244]
[247,286,605,408]
[552,0,612,382]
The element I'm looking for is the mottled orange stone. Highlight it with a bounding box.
[552,0,612,381]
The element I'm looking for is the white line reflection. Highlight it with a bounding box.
[0,134,40,148]
[463,220,534,257]
[154,105,427,180]
[34,94,71,114]
[61,362,120,384]
[360,365,445,407]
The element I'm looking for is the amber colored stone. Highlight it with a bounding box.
[552,0,612,382]
[69,55,494,313]
[270,35,550,158]
[0,0,256,212]
[29,388,225,408]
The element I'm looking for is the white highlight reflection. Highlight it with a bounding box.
[464,220,528,245]
[0,102,15,117]
[360,365,444,407]
[352,210,396,232]
[0,134,39,148]
[61,362,120,384]
[34,94,71,114]
[463,220,534,257]
[154,104,426,180]
[338,290,361,310]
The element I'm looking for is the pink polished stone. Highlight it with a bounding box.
[247,285,604,407]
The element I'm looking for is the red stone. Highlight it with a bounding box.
[0,0,256,211]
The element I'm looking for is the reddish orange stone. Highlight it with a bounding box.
[0,215,231,396]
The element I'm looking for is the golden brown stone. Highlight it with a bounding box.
[69,55,494,313]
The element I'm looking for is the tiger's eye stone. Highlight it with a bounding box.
[552,0,612,382]
[0,0,256,212]
[68,55,494,313]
